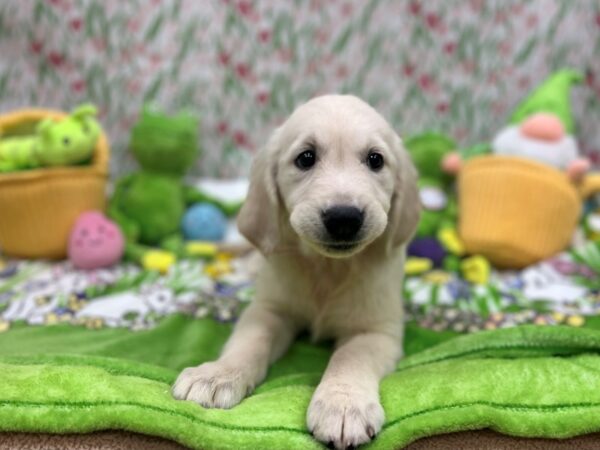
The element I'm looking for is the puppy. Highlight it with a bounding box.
[173,95,421,449]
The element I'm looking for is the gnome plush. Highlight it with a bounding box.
[404,133,458,267]
[492,70,589,182]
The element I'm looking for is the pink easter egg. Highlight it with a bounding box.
[68,211,124,270]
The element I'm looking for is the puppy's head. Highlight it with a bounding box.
[238,95,420,258]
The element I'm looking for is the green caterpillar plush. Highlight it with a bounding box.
[108,106,239,273]
[0,104,100,173]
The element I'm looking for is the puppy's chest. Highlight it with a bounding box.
[261,253,404,340]
[290,266,386,340]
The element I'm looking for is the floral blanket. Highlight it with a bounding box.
[1,240,599,335]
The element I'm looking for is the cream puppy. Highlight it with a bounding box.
[173,95,420,449]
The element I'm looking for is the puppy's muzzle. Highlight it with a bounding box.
[321,206,364,243]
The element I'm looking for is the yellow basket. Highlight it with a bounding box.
[0,109,109,259]
[458,155,600,269]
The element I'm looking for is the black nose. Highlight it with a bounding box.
[321,206,364,241]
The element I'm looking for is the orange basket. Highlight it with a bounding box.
[0,109,109,259]
[458,155,600,269]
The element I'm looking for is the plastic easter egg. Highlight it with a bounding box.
[182,203,227,242]
[68,211,124,269]
[407,237,446,268]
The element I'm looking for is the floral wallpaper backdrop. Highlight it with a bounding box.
[0,0,599,177]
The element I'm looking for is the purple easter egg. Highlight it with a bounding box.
[408,237,446,267]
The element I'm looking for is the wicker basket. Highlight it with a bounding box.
[458,155,600,269]
[0,109,109,259]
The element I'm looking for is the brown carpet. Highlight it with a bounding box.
[405,430,600,450]
[1,429,598,449]
[0,431,187,450]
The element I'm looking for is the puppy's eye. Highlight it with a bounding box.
[366,151,384,171]
[294,149,316,170]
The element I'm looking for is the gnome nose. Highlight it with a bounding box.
[520,113,565,142]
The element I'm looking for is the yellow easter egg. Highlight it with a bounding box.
[461,255,490,285]
[186,241,218,258]
[405,257,433,275]
[438,228,465,256]
[142,250,176,274]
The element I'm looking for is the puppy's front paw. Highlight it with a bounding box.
[172,361,253,409]
[307,382,384,449]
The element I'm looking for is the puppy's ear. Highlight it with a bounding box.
[237,128,282,255]
[387,135,421,249]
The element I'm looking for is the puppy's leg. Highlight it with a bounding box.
[307,332,401,449]
[172,303,296,408]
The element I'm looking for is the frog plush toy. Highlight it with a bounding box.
[404,133,492,282]
[405,132,458,267]
[0,104,99,172]
[108,107,233,272]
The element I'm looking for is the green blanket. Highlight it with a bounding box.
[2,314,600,449]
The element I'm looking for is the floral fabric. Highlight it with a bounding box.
[0,0,599,177]
[1,240,599,333]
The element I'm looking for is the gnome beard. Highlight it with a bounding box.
[493,124,579,169]
[492,113,589,182]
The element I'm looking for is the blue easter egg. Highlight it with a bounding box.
[182,203,227,241]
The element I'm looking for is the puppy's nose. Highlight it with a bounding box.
[322,206,364,241]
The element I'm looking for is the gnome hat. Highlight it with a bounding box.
[510,69,582,135]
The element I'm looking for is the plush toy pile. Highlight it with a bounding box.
[0,103,244,272]
[405,70,600,278]
[107,106,242,273]
[2,70,596,276]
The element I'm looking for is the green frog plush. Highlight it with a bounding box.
[404,132,459,268]
[405,133,492,281]
[406,133,457,236]
[108,107,233,272]
[0,104,99,172]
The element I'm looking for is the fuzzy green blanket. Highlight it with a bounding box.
[2,314,600,449]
